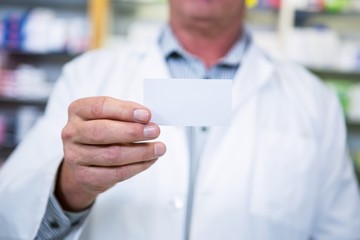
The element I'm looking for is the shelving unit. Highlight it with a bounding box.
[294,9,360,33]
[0,96,47,108]
[0,0,96,162]
[0,0,87,9]
[0,97,46,161]
[0,0,109,162]
[309,68,360,81]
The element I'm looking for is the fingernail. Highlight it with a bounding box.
[154,143,166,156]
[133,109,150,122]
[143,125,159,138]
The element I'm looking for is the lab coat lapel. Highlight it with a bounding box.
[137,41,171,82]
[133,41,171,104]
[232,43,275,108]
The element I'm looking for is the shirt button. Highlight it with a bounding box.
[201,127,208,132]
[50,221,60,229]
[172,197,184,210]
[72,220,80,227]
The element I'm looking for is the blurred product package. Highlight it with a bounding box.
[245,0,281,9]
[246,0,360,11]
[0,65,52,99]
[348,85,360,122]
[0,114,7,146]
[0,110,16,148]
[15,106,42,143]
[326,80,360,123]
[0,21,4,48]
[0,8,91,54]
[294,0,360,12]
[284,27,360,72]
[0,107,42,149]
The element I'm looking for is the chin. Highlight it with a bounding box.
[171,0,240,25]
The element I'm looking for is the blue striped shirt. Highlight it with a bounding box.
[160,25,247,79]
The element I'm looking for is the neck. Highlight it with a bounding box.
[170,19,243,68]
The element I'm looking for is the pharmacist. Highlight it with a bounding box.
[1,0,360,239]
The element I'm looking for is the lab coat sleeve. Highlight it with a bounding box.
[312,91,360,239]
[0,59,82,239]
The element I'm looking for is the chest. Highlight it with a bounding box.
[80,50,318,240]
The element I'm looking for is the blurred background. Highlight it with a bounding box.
[0,0,359,182]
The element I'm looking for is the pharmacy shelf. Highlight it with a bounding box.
[5,50,79,58]
[347,122,360,131]
[0,146,14,155]
[110,0,166,15]
[0,147,14,160]
[111,0,166,5]
[4,51,80,63]
[0,0,87,9]
[294,8,360,34]
[309,68,360,81]
[295,10,360,27]
[0,96,47,109]
[110,0,167,16]
[296,9,360,17]
[0,0,100,162]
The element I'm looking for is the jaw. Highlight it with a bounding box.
[168,0,245,37]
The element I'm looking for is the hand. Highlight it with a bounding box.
[56,96,166,211]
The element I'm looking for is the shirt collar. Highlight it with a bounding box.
[160,25,190,60]
[159,24,249,67]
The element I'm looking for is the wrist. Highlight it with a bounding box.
[55,161,96,212]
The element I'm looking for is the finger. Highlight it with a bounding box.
[76,159,158,193]
[75,142,166,167]
[71,120,160,144]
[68,96,151,123]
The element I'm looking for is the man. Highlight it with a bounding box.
[0,0,359,239]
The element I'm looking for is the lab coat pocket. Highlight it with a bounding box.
[250,131,317,231]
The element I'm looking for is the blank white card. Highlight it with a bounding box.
[143,79,232,126]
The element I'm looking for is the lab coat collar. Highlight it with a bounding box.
[231,42,275,109]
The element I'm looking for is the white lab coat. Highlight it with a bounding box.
[0,36,360,240]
